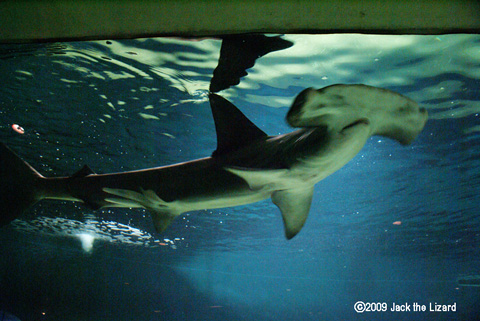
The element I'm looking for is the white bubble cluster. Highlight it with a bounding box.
[11,216,184,252]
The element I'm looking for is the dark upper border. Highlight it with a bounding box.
[1,0,479,43]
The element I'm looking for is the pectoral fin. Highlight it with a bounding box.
[272,187,314,239]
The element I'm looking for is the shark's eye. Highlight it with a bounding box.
[397,104,416,114]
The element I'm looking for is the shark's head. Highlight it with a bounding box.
[286,84,428,145]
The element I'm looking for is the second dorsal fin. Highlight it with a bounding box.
[71,165,95,178]
[209,94,267,157]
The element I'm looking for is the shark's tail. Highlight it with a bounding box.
[0,142,43,226]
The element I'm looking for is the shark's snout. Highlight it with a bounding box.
[286,87,319,127]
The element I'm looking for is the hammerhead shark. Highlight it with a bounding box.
[0,84,427,239]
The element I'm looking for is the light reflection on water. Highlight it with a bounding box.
[10,216,184,251]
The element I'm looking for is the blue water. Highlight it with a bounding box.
[0,35,480,320]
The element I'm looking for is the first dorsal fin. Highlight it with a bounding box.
[71,165,95,178]
[209,94,267,157]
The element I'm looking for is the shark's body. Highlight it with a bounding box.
[0,85,427,239]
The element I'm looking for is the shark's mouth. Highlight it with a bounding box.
[341,118,370,132]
